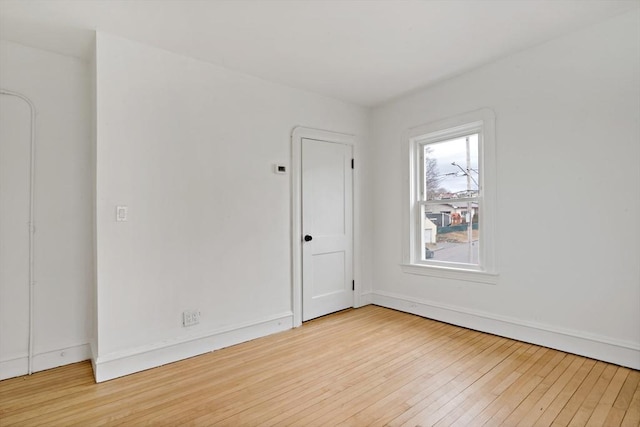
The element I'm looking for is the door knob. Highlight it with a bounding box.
[304,235,313,242]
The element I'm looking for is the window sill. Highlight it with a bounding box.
[400,263,499,285]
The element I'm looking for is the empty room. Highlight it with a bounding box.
[0,0,639,425]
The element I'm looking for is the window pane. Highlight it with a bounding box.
[422,202,479,265]
[423,134,479,201]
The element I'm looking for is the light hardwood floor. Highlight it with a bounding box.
[1,306,638,426]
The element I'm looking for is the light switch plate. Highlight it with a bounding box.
[116,206,128,222]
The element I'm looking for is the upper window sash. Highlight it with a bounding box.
[418,197,479,206]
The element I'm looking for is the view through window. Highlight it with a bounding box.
[420,134,479,265]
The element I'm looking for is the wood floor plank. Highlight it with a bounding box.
[516,355,586,426]
[469,347,559,426]
[567,364,618,426]
[306,334,502,427]
[584,367,630,427]
[477,351,570,426]
[500,353,572,425]
[620,381,640,427]
[0,305,637,427]
[603,370,640,426]
[385,339,523,426]
[428,344,562,426]
[257,326,478,426]
[533,358,598,427]
[268,330,502,425]
[333,333,506,426]
[551,361,608,426]
[406,346,553,426]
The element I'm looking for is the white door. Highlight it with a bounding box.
[0,94,31,376]
[301,138,353,321]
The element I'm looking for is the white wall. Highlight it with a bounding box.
[370,10,640,369]
[93,33,371,381]
[0,40,93,379]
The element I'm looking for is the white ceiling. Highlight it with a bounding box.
[0,0,638,106]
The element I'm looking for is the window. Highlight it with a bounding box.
[402,109,497,283]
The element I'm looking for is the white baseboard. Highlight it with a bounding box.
[0,356,26,380]
[93,312,293,383]
[0,343,91,381]
[357,292,373,307]
[372,291,640,370]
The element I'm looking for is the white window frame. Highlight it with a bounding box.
[402,109,498,284]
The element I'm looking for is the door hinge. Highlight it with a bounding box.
[351,158,354,169]
[352,280,355,291]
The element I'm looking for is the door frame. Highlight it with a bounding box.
[291,127,356,327]
[0,89,36,375]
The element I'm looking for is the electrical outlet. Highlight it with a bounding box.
[182,310,200,327]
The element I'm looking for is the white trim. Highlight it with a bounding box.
[400,263,498,284]
[93,312,292,382]
[372,291,640,370]
[402,108,497,277]
[90,341,97,374]
[0,89,37,375]
[0,344,91,381]
[357,292,373,307]
[291,127,356,327]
